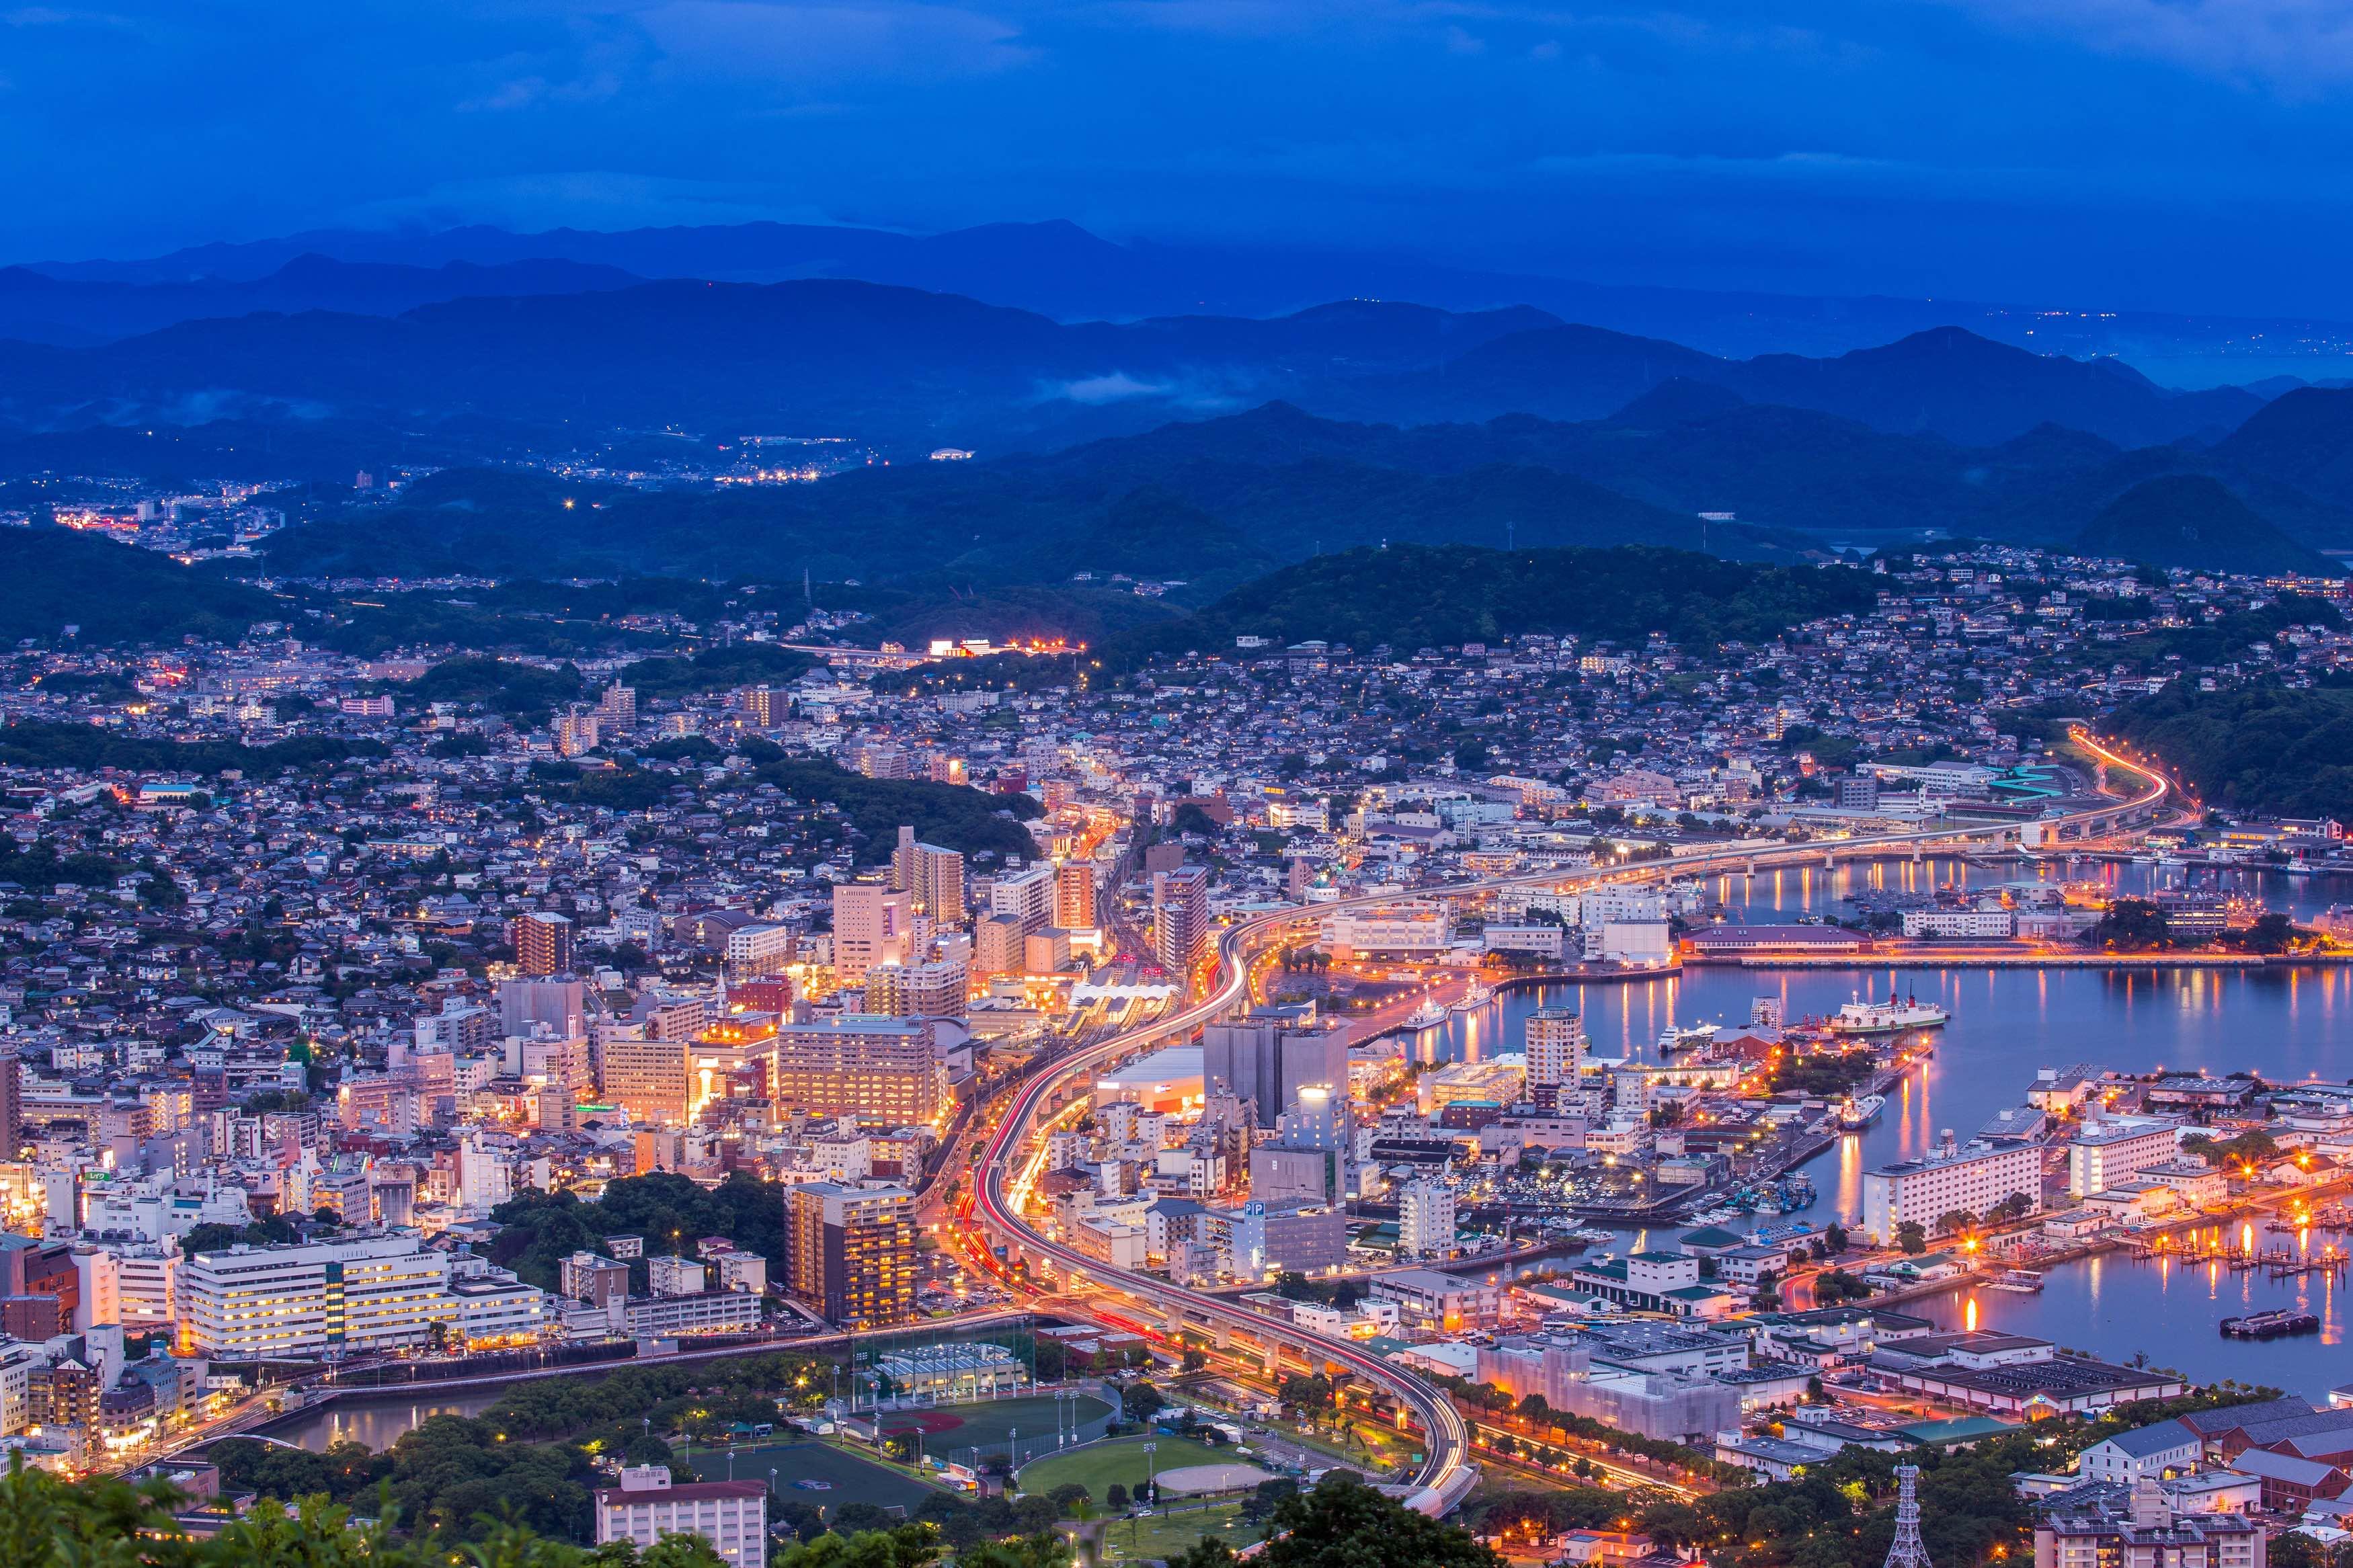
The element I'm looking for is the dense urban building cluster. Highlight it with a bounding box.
[0,493,2345,1568]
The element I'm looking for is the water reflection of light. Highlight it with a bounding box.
[1835,1133,1862,1227]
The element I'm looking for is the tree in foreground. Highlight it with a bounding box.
[1167,1475,1501,1568]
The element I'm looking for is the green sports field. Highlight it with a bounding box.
[882,1393,1113,1450]
[1016,1436,1232,1499]
[1101,1503,1251,1563]
[718,1440,945,1512]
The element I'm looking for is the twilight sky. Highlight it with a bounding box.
[10,0,2353,315]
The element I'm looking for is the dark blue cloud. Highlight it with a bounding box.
[9,0,2353,315]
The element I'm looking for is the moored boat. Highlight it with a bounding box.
[2221,1309,2319,1339]
[1826,993,1950,1036]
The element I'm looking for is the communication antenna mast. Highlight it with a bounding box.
[1883,1465,1933,1568]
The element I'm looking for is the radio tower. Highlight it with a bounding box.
[1883,1465,1933,1568]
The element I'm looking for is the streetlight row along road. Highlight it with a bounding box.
[971,733,2174,1516]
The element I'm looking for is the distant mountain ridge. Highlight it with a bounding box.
[33,217,2353,372]
[0,278,2290,452]
[0,255,642,346]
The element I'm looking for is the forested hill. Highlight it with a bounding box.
[0,528,272,644]
[1103,543,1878,664]
[2109,680,2353,821]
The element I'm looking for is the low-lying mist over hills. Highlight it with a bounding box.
[7,214,2353,591]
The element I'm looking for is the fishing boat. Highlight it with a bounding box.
[1837,1093,1888,1130]
[1825,993,1950,1037]
[2221,1309,2320,1339]
[1988,1268,2044,1294]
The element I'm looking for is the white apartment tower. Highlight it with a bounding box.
[1525,1009,1587,1091]
[1398,1179,1458,1260]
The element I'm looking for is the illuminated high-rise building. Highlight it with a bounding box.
[1153,866,1211,979]
[1525,1010,1587,1091]
[510,913,574,977]
[830,883,912,986]
[1055,862,1098,929]
[891,827,967,921]
[785,1182,915,1327]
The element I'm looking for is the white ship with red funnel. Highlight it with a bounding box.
[1825,991,1950,1036]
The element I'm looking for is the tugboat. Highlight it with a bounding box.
[1826,992,1951,1037]
[2221,1309,2320,1339]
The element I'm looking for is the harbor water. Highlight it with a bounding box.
[1415,856,2353,1394]
[268,1387,507,1451]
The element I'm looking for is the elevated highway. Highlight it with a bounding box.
[971,731,2173,1515]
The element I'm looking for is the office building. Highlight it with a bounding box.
[0,1236,78,1328]
[1249,1145,1341,1206]
[499,979,586,1042]
[1837,776,1880,812]
[181,1235,456,1357]
[831,884,913,987]
[891,828,967,921]
[1525,1009,1587,1091]
[1209,1200,1349,1278]
[1201,1013,1347,1128]
[1417,1056,1527,1116]
[1024,928,1072,975]
[1055,862,1098,929]
[771,1017,947,1124]
[990,864,1058,934]
[596,1468,768,1568]
[1153,866,1211,977]
[723,924,796,982]
[784,1182,916,1326]
[974,913,1026,978]
[864,960,968,1020]
[1371,1267,1501,1333]
[600,1036,692,1123]
[510,913,574,977]
[1318,903,1449,959]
